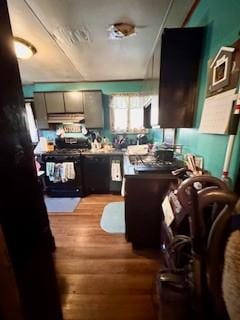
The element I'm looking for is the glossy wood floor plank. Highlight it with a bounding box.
[49,194,160,320]
[55,259,160,274]
[62,294,156,320]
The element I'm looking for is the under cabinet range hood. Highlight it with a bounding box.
[47,113,84,124]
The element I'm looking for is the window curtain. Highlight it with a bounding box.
[110,93,144,132]
[25,102,39,143]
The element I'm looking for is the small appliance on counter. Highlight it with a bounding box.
[154,149,174,162]
[136,134,148,145]
[133,147,182,173]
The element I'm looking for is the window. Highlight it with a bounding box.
[110,94,146,133]
[25,102,39,143]
[150,95,159,127]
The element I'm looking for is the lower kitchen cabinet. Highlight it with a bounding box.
[82,154,123,195]
[82,155,110,194]
[125,174,177,249]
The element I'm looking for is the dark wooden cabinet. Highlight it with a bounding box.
[125,174,177,248]
[158,27,205,128]
[142,27,205,128]
[64,91,84,113]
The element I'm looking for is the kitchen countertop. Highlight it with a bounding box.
[123,154,184,177]
[37,148,125,156]
[38,148,182,180]
[81,149,124,155]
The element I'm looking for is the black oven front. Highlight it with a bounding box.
[42,154,84,197]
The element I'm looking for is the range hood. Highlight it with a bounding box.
[47,113,84,124]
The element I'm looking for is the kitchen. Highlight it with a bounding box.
[0,0,240,320]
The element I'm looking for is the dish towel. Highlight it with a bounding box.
[61,162,75,182]
[46,162,55,182]
[53,163,62,183]
[111,160,122,182]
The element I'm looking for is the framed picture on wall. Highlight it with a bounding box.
[163,128,175,146]
[207,45,237,96]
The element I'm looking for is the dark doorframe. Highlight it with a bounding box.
[0,1,62,319]
[234,167,240,195]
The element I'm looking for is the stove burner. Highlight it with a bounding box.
[45,148,86,156]
[133,158,178,173]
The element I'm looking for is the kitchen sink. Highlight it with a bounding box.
[128,154,155,165]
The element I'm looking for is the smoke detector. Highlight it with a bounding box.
[107,23,136,40]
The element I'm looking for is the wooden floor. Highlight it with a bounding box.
[48,194,161,320]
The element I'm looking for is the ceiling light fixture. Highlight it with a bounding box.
[13,37,37,60]
[107,23,136,40]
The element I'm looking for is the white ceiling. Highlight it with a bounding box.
[7,0,195,83]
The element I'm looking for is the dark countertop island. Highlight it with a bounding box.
[123,153,179,249]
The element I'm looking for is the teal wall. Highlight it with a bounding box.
[176,0,240,186]
[151,127,163,144]
[23,80,150,142]
[23,81,144,98]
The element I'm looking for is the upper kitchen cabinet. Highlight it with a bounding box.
[45,92,65,113]
[157,27,205,128]
[64,91,84,113]
[83,91,104,128]
[33,92,49,129]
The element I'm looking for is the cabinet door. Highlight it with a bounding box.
[45,92,65,113]
[64,91,84,113]
[83,91,104,128]
[33,92,49,129]
[83,155,109,194]
[158,27,204,128]
[125,175,176,248]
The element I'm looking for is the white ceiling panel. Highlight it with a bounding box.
[7,0,195,83]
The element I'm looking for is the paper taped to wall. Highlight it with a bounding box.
[162,196,174,227]
[199,89,237,134]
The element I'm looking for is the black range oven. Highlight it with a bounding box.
[41,138,91,197]
[42,149,84,197]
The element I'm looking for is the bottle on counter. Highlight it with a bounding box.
[103,136,110,146]
[93,139,98,150]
